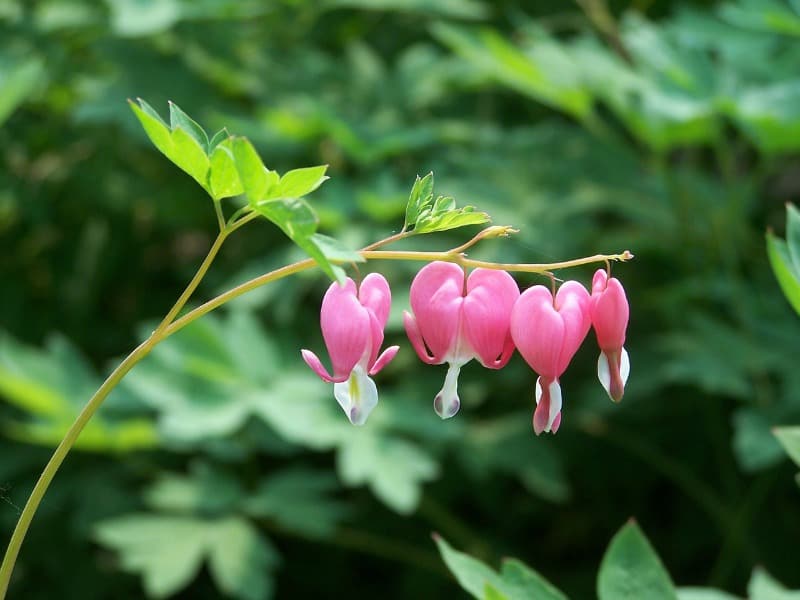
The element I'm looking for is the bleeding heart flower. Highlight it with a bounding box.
[301,273,399,425]
[510,281,591,435]
[403,261,519,419]
[590,269,630,403]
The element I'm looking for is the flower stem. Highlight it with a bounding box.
[0,212,634,596]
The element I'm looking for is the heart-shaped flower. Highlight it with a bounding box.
[301,273,399,425]
[510,281,591,434]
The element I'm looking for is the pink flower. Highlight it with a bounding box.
[403,262,519,419]
[590,269,630,403]
[510,281,591,435]
[301,273,399,425]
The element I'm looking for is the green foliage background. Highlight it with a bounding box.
[2,0,800,598]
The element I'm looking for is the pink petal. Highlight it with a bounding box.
[408,262,465,363]
[300,349,341,383]
[590,269,629,351]
[403,311,439,364]
[369,345,400,375]
[510,285,564,379]
[320,278,371,380]
[554,281,591,375]
[365,311,385,370]
[462,269,519,368]
[359,273,392,327]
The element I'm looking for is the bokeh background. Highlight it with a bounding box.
[2,0,800,598]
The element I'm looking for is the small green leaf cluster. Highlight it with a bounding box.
[403,172,490,234]
[130,99,358,283]
[437,521,800,600]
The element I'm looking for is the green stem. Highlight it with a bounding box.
[0,338,155,596]
[0,218,633,595]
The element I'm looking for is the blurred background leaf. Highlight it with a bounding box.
[3,0,800,598]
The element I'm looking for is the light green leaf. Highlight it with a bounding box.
[232,137,278,204]
[767,232,800,316]
[597,521,677,600]
[170,127,210,189]
[209,140,244,200]
[95,514,278,600]
[129,99,210,192]
[337,430,439,514]
[107,0,180,37]
[748,567,800,600]
[414,203,490,233]
[129,99,175,161]
[774,427,800,468]
[677,588,742,600]
[256,198,346,283]
[94,514,209,598]
[275,165,329,199]
[169,100,209,151]
[207,517,280,600]
[404,172,434,229]
[434,535,567,600]
[309,233,364,264]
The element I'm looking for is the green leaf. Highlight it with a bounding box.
[169,100,209,152]
[337,430,439,514]
[243,468,348,538]
[170,127,210,188]
[597,521,677,600]
[129,99,175,162]
[774,427,800,468]
[256,198,347,283]
[94,515,209,598]
[209,139,244,200]
[404,172,434,229]
[767,231,800,316]
[94,514,278,600]
[275,165,329,199]
[207,517,279,600]
[677,589,742,600]
[129,99,210,192]
[402,172,491,234]
[144,463,244,516]
[232,137,278,205]
[309,233,364,264]
[414,203,490,233]
[748,567,800,600]
[208,128,229,151]
[434,535,567,600]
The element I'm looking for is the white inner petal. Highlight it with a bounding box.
[333,365,378,426]
[597,352,611,397]
[620,347,630,385]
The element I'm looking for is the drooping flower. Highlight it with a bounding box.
[590,268,630,403]
[403,261,519,419]
[301,273,399,425]
[510,281,591,435]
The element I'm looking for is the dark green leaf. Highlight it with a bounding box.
[597,521,677,600]
[434,535,567,600]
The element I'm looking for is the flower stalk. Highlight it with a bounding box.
[0,219,632,597]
